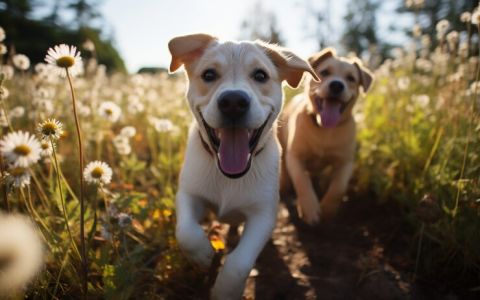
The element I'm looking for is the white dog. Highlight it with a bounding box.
[168,33,317,300]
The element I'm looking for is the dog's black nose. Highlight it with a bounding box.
[218,90,250,119]
[329,81,345,95]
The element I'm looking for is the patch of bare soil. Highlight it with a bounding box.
[164,194,477,300]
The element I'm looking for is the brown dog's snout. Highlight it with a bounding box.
[218,90,250,120]
[328,80,345,95]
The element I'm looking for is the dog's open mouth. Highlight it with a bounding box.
[200,112,270,179]
[315,97,348,128]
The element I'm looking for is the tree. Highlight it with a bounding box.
[398,0,478,47]
[341,0,381,56]
[239,1,285,45]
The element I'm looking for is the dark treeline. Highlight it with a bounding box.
[0,0,126,72]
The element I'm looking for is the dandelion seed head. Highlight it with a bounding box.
[0,213,44,295]
[460,12,471,23]
[0,86,9,101]
[472,8,480,25]
[0,65,14,80]
[12,54,30,71]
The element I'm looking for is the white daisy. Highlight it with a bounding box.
[37,118,63,140]
[12,54,30,71]
[44,44,83,78]
[5,166,31,188]
[150,117,175,133]
[98,101,122,123]
[83,161,113,185]
[39,140,54,157]
[0,213,44,295]
[0,131,41,167]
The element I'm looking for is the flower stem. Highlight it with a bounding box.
[50,138,81,260]
[66,68,88,297]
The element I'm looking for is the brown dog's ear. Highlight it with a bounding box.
[308,47,337,70]
[353,61,374,92]
[168,33,217,73]
[257,41,319,88]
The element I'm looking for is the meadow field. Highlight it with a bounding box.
[0,12,479,300]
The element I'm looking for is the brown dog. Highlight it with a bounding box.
[278,48,374,224]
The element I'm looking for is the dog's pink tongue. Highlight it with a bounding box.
[218,128,250,176]
[320,101,342,128]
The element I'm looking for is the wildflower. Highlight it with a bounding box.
[0,86,9,101]
[397,77,410,90]
[117,213,132,228]
[5,166,31,188]
[120,126,136,138]
[113,135,131,155]
[150,117,175,133]
[37,118,63,140]
[436,20,449,40]
[472,8,480,25]
[39,140,54,157]
[446,31,459,49]
[83,161,113,185]
[0,111,7,127]
[405,0,424,9]
[0,213,44,295]
[82,39,95,52]
[98,101,121,123]
[412,94,430,108]
[0,27,5,42]
[0,131,41,167]
[460,12,471,23]
[9,106,25,118]
[412,24,422,38]
[44,44,83,77]
[0,44,6,55]
[0,65,14,80]
[12,54,30,71]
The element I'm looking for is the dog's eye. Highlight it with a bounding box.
[252,69,269,83]
[319,69,330,77]
[201,69,219,82]
[346,75,356,82]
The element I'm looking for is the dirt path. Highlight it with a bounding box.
[242,196,459,300]
[168,195,467,300]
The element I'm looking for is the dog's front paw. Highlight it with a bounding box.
[176,224,215,269]
[296,196,321,225]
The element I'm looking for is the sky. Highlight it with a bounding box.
[97,0,411,73]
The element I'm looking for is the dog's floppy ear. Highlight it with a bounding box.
[257,42,319,88]
[308,47,336,70]
[353,60,374,92]
[168,33,217,73]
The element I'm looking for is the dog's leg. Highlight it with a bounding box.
[175,190,214,268]
[211,210,276,300]
[279,156,292,196]
[320,161,353,220]
[286,152,320,224]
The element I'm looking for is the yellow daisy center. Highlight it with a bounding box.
[105,109,113,115]
[41,122,58,136]
[41,142,50,150]
[14,144,31,156]
[91,167,104,179]
[56,56,75,68]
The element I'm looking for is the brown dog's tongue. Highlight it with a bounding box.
[218,128,250,176]
[320,101,341,128]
